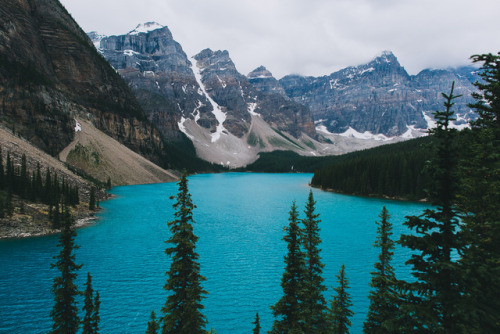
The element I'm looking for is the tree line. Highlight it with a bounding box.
[48,51,500,333]
[310,137,433,200]
[0,150,80,221]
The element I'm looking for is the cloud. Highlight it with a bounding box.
[61,0,500,78]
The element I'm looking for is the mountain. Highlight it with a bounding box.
[280,51,478,137]
[90,23,479,167]
[93,25,324,167]
[0,1,181,185]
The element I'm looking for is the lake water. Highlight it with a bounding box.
[0,173,428,333]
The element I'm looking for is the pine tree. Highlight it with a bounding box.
[82,272,94,334]
[457,52,500,332]
[50,208,82,334]
[397,82,464,333]
[364,206,398,333]
[252,312,261,334]
[0,146,4,188]
[89,187,96,211]
[35,162,42,200]
[20,154,27,197]
[161,172,207,334]
[44,168,52,204]
[146,311,160,334]
[328,264,353,334]
[92,291,100,334]
[301,190,328,333]
[270,201,307,334]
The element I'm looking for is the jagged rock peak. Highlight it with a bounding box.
[193,49,236,71]
[248,66,274,79]
[370,50,400,66]
[128,22,165,35]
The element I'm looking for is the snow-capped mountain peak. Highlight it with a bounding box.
[128,22,164,35]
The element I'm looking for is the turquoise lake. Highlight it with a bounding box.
[0,173,429,333]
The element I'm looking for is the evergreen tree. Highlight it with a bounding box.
[457,52,500,332]
[146,311,160,334]
[44,168,52,204]
[82,273,93,333]
[20,154,27,197]
[5,151,13,191]
[92,291,100,334]
[301,190,328,333]
[89,187,96,211]
[252,312,261,334]
[50,208,82,334]
[5,191,13,217]
[270,201,307,334]
[328,264,353,334]
[397,82,464,333]
[0,197,4,219]
[364,206,398,333]
[161,172,207,334]
[0,146,4,188]
[35,162,42,200]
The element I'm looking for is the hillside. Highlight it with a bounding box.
[59,118,177,186]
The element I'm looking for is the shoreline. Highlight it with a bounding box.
[310,184,428,204]
[0,207,102,240]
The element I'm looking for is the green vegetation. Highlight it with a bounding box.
[243,137,434,201]
[270,201,308,333]
[67,143,100,166]
[146,311,160,334]
[272,128,306,150]
[161,172,208,333]
[363,207,399,333]
[455,52,500,332]
[302,191,328,333]
[252,313,261,334]
[397,82,464,332]
[328,264,353,334]
[0,151,80,220]
[82,272,100,334]
[242,150,332,173]
[49,209,83,334]
[49,209,100,334]
[311,137,433,200]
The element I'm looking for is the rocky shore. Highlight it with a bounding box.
[0,197,104,239]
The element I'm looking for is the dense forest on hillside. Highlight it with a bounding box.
[242,136,435,200]
[311,136,434,200]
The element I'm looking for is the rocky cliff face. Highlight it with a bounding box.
[280,51,477,136]
[0,0,163,162]
[192,49,316,140]
[96,23,217,140]
[93,25,320,167]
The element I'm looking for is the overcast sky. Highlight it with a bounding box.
[60,0,500,78]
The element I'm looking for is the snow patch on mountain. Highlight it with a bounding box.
[247,103,259,116]
[423,112,438,130]
[178,117,194,140]
[191,60,227,143]
[129,22,164,35]
[339,127,392,141]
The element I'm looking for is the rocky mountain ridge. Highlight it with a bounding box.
[279,51,478,137]
[93,24,323,167]
[90,22,479,166]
